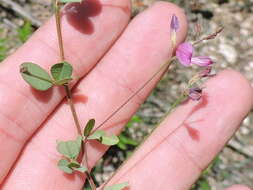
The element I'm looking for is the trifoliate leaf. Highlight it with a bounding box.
[104,182,129,190]
[59,0,82,2]
[101,135,119,146]
[50,62,73,84]
[58,159,73,174]
[83,119,95,136]
[20,62,53,91]
[87,130,105,140]
[57,136,82,159]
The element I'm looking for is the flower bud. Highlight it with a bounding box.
[188,87,202,101]
[170,14,179,47]
[199,66,212,78]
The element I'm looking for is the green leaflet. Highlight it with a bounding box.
[88,130,119,146]
[20,62,53,91]
[56,136,82,159]
[104,182,129,190]
[83,119,95,137]
[58,159,87,174]
[58,159,73,174]
[101,134,119,146]
[73,166,87,173]
[87,130,105,140]
[50,62,73,84]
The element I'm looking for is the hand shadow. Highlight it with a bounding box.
[64,0,102,34]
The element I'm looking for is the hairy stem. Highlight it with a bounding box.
[54,1,96,189]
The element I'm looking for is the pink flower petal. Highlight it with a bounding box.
[176,42,194,66]
[191,56,213,67]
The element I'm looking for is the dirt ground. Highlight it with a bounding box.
[0,0,253,189]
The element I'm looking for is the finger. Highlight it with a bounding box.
[226,185,252,190]
[99,70,253,190]
[0,0,131,182]
[2,2,187,189]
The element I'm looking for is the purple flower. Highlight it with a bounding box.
[188,87,202,101]
[176,42,213,67]
[176,42,193,66]
[170,14,179,32]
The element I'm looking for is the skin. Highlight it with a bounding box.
[0,0,252,189]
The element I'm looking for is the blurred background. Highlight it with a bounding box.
[0,0,252,189]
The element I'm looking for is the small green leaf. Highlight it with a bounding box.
[58,159,73,174]
[57,136,82,159]
[73,166,87,173]
[104,182,129,190]
[101,135,119,146]
[20,62,53,91]
[117,141,127,150]
[68,161,80,168]
[50,62,73,84]
[59,0,82,2]
[119,134,138,146]
[87,130,105,140]
[87,130,119,146]
[83,119,95,136]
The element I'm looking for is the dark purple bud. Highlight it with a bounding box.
[170,14,179,32]
[188,87,202,101]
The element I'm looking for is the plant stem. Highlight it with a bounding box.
[54,0,65,61]
[64,85,82,134]
[53,1,96,189]
[93,57,176,134]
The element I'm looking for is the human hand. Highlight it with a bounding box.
[0,1,252,189]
